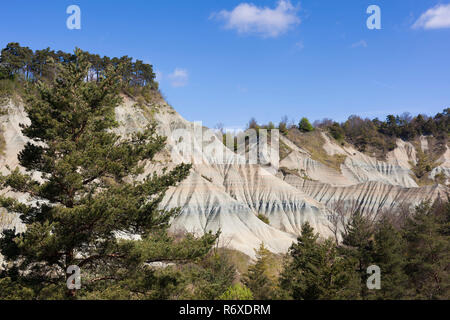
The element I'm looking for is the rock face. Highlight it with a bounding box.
[1,97,449,258]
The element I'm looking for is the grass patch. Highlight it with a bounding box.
[134,102,159,121]
[279,140,292,161]
[257,213,270,225]
[286,129,347,173]
[0,105,6,155]
[0,210,14,229]
[216,247,284,283]
[279,167,314,181]
[0,79,24,106]
[0,129,5,156]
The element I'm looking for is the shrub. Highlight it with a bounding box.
[298,117,314,132]
[218,284,253,300]
[257,214,270,224]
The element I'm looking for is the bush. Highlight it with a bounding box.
[298,117,314,132]
[328,122,345,141]
[218,284,253,300]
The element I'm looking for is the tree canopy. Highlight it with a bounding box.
[0,48,217,299]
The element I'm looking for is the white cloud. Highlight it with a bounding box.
[413,4,450,29]
[168,68,188,87]
[212,0,301,38]
[351,40,368,48]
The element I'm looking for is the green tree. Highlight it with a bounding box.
[372,218,408,299]
[182,250,237,299]
[243,243,277,300]
[340,211,374,299]
[0,43,33,80]
[30,48,54,81]
[403,201,450,299]
[280,223,359,300]
[298,117,314,132]
[328,122,345,141]
[0,49,217,299]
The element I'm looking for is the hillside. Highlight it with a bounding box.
[1,86,448,258]
[0,44,449,259]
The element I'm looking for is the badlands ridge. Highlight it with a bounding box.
[1,96,448,258]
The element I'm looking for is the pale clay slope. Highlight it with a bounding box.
[280,132,418,188]
[115,98,332,256]
[430,146,450,184]
[1,97,449,259]
[280,132,447,216]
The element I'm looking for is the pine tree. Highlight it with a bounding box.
[280,222,359,300]
[340,211,374,299]
[403,201,450,299]
[243,243,277,300]
[0,49,217,299]
[372,218,408,299]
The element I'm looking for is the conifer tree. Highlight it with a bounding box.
[280,222,359,300]
[243,243,277,300]
[372,218,408,299]
[0,49,217,299]
[341,211,374,298]
[403,202,450,299]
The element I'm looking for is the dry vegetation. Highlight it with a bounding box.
[409,137,445,186]
[0,210,14,229]
[216,248,252,280]
[0,105,6,156]
[279,139,292,161]
[0,129,5,155]
[287,128,347,173]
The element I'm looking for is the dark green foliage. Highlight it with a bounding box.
[0,49,217,299]
[340,211,375,299]
[0,42,157,91]
[372,218,408,299]
[181,250,237,300]
[280,223,359,300]
[0,42,33,80]
[403,201,450,299]
[328,122,345,141]
[278,204,450,300]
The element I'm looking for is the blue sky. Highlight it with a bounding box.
[1,1,449,129]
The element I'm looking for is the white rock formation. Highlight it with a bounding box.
[1,97,449,259]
